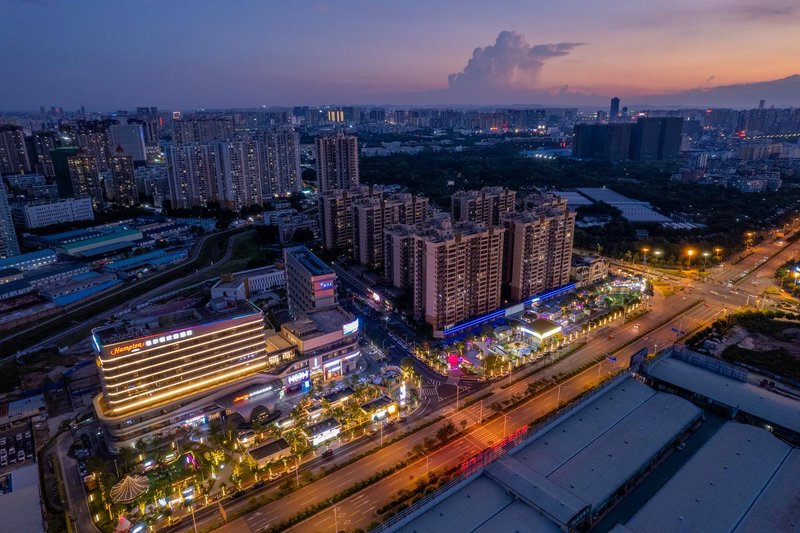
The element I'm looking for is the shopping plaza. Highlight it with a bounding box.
[92,298,362,451]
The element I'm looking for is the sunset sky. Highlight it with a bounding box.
[1,0,798,109]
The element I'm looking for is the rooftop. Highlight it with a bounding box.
[0,249,56,269]
[93,299,262,346]
[621,423,799,533]
[282,306,356,339]
[305,417,341,436]
[0,463,45,533]
[285,246,333,277]
[647,353,800,433]
[248,438,291,461]
[213,265,283,289]
[359,395,395,411]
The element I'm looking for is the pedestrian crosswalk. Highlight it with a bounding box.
[420,386,439,398]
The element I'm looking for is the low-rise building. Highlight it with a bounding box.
[0,249,57,272]
[359,395,398,421]
[210,266,286,301]
[303,417,341,447]
[570,255,609,287]
[11,197,94,229]
[249,438,292,468]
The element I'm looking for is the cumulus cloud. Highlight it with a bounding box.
[446,31,584,101]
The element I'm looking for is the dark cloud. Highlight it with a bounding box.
[445,31,584,102]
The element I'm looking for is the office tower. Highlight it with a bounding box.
[108,149,138,207]
[610,97,620,121]
[260,129,302,196]
[410,217,505,336]
[31,131,57,177]
[315,132,359,192]
[67,153,102,205]
[451,186,516,226]
[504,194,576,301]
[318,187,382,254]
[353,193,429,271]
[216,139,263,211]
[92,300,267,450]
[284,245,338,318]
[50,147,80,198]
[109,123,147,163]
[0,125,31,175]
[630,117,683,161]
[0,182,21,258]
[166,144,220,209]
[573,123,633,161]
[172,117,234,144]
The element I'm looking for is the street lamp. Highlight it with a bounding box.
[713,247,722,260]
[745,232,754,249]
[641,247,650,265]
[702,251,710,271]
[686,249,695,267]
[653,250,662,265]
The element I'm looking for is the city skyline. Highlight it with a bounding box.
[2,0,799,111]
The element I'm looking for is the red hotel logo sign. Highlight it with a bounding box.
[110,342,144,356]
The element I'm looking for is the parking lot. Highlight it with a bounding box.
[0,423,35,470]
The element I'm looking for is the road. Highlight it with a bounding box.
[2,227,240,363]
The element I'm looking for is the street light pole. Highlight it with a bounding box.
[334,506,339,533]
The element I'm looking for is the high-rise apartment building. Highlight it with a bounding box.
[410,216,505,336]
[260,129,302,196]
[31,131,56,177]
[284,245,338,318]
[315,132,359,192]
[166,144,219,209]
[73,122,112,171]
[0,125,31,175]
[573,123,633,161]
[0,182,21,258]
[51,147,80,198]
[353,193,428,271]
[67,153,102,205]
[503,194,576,301]
[451,186,516,226]
[110,123,147,163]
[383,224,417,289]
[216,139,263,211]
[319,187,382,254]
[172,117,234,144]
[109,150,138,207]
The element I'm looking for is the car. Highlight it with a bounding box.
[607,334,614,339]
[252,480,266,490]
[633,323,640,330]
[676,442,686,451]
[321,449,334,459]
[705,304,711,308]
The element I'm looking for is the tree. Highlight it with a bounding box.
[292,227,315,242]
[436,421,456,444]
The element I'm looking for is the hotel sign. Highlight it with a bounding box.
[110,342,144,356]
[319,281,335,289]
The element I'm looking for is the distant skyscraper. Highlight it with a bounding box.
[74,122,112,171]
[172,117,234,144]
[315,132,359,192]
[0,125,31,175]
[67,153,102,205]
[109,149,138,207]
[451,186,516,226]
[573,123,633,161]
[610,97,620,121]
[0,182,21,258]
[630,117,683,161]
[503,194,576,301]
[260,129,302,196]
[110,123,147,163]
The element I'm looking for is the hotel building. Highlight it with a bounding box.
[92,300,271,450]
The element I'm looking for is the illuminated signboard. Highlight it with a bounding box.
[110,342,144,356]
[319,280,335,289]
[342,318,359,336]
[287,370,309,385]
[144,329,193,348]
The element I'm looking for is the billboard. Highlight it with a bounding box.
[342,318,359,336]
